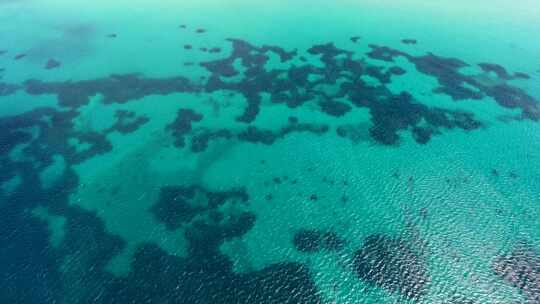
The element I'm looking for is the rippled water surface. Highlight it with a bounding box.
[1,1,539,303]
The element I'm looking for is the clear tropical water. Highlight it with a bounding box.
[1,1,539,303]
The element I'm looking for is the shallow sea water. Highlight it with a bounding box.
[1,1,540,303]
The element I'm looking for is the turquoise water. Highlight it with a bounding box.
[1,1,539,303]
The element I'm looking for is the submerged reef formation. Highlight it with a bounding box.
[24,73,197,108]
[0,82,18,96]
[166,108,204,148]
[105,110,149,134]
[367,44,539,120]
[180,117,328,153]
[293,229,345,253]
[0,31,539,304]
[150,185,249,231]
[353,234,429,301]
[3,37,534,147]
[0,102,322,302]
[444,295,478,304]
[401,39,418,45]
[45,58,61,70]
[117,182,322,304]
[492,244,540,303]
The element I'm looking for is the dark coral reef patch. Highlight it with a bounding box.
[319,100,352,117]
[150,185,249,231]
[353,234,429,300]
[293,229,345,253]
[0,99,323,303]
[492,243,539,303]
[1,33,540,304]
[24,73,197,108]
[0,82,18,96]
[166,108,203,148]
[190,128,233,152]
[19,37,536,147]
[367,44,540,120]
[106,110,149,134]
[139,183,322,304]
[237,122,329,145]
[45,59,62,70]
[104,244,321,304]
[401,39,418,45]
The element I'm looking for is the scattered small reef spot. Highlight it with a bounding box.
[401,39,417,45]
[44,59,61,70]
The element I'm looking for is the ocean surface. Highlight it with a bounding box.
[1,1,539,303]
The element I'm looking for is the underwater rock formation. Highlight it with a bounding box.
[401,39,418,45]
[45,59,61,70]
[150,185,249,231]
[166,109,203,148]
[293,229,345,253]
[353,234,429,300]
[492,244,540,303]
[105,110,149,134]
[20,37,535,146]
